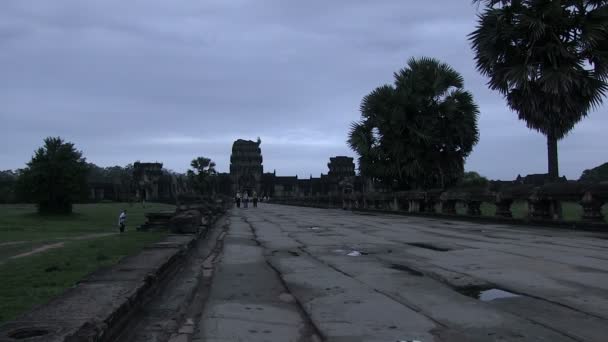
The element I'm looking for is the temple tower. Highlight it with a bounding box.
[327,156,356,195]
[327,156,355,179]
[230,138,263,196]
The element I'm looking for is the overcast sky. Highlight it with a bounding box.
[0,0,605,180]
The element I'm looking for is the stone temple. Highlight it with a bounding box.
[87,138,363,201]
[227,138,363,198]
[230,138,263,196]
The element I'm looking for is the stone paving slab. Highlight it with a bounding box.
[193,215,315,342]
[232,204,608,341]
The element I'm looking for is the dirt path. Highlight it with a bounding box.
[3,233,117,261]
[9,242,65,259]
[0,241,27,247]
[59,232,116,241]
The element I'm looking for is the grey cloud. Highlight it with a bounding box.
[0,0,606,180]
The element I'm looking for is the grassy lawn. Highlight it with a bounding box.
[0,202,174,242]
[0,202,175,323]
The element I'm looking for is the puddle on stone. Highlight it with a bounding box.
[478,289,521,301]
[390,264,424,276]
[406,242,451,252]
[456,285,521,301]
[355,212,378,216]
[333,248,371,256]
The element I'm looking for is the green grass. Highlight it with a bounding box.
[0,232,165,323]
[0,202,175,323]
[0,202,174,242]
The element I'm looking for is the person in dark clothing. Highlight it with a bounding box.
[253,192,258,208]
[235,192,241,208]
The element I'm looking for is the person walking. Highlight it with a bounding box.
[235,192,241,208]
[118,209,127,233]
[253,191,258,208]
[243,191,249,208]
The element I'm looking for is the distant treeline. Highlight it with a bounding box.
[0,163,185,204]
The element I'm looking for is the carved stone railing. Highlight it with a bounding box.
[439,187,495,216]
[269,182,608,228]
[135,194,231,233]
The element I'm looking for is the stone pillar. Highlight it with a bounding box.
[398,198,409,212]
[495,198,513,218]
[441,200,457,215]
[528,197,552,220]
[550,200,563,220]
[424,199,437,213]
[343,197,352,210]
[466,201,482,216]
[580,192,605,223]
[408,200,420,213]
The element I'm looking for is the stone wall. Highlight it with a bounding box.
[270,182,608,228]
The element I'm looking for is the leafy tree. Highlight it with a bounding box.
[348,57,480,190]
[187,157,217,195]
[580,162,608,183]
[17,137,89,214]
[87,163,135,201]
[0,170,18,203]
[470,0,608,180]
[458,171,490,188]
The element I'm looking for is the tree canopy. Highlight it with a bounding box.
[0,170,18,203]
[16,137,89,214]
[458,171,490,188]
[348,57,480,190]
[187,157,217,195]
[470,0,608,179]
[580,162,608,183]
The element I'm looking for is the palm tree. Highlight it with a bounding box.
[348,57,480,190]
[187,157,217,194]
[470,0,608,180]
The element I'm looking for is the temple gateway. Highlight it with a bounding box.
[228,138,363,198]
[87,138,364,202]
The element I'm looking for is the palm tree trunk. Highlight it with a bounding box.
[547,133,559,181]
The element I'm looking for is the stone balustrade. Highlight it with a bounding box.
[269,182,608,227]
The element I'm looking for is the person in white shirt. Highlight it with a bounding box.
[243,192,249,208]
[118,210,127,233]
